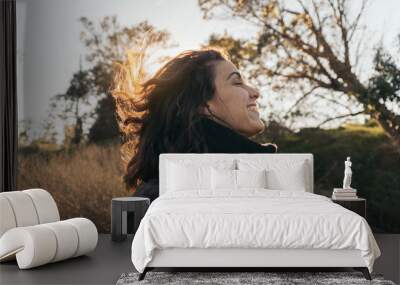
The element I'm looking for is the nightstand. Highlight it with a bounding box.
[111,197,150,242]
[331,197,366,219]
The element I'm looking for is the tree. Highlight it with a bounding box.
[367,45,400,143]
[198,0,400,148]
[78,15,175,143]
[53,62,93,146]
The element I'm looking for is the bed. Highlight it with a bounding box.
[130,153,381,281]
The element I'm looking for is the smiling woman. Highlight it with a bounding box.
[202,60,266,138]
[112,47,277,202]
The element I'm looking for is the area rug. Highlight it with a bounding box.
[116,271,396,285]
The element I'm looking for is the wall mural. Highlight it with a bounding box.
[16,0,400,233]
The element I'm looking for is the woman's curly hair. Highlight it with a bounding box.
[112,46,230,192]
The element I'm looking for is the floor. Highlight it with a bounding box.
[0,235,135,285]
[0,234,399,285]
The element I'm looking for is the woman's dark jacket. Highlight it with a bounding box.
[133,116,277,202]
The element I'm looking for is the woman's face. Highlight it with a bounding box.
[203,60,265,137]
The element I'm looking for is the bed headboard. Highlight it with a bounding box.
[159,153,314,195]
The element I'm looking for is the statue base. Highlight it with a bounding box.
[333,187,357,192]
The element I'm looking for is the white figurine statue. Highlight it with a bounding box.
[342,156,353,189]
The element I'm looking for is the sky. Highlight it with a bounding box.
[16,0,400,143]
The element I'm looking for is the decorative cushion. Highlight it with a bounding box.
[236,169,267,188]
[167,162,211,191]
[166,159,235,192]
[211,168,237,190]
[211,168,268,190]
[237,159,307,191]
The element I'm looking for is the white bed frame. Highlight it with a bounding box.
[139,153,370,280]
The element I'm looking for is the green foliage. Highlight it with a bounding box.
[88,96,120,143]
[368,47,400,104]
[255,119,400,233]
[206,32,259,70]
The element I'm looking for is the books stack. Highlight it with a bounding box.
[332,188,358,200]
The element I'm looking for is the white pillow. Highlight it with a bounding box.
[211,168,268,190]
[237,159,307,191]
[236,169,267,188]
[167,162,211,191]
[211,168,237,190]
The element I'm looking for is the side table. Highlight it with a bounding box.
[331,197,366,219]
[111,197,150,242]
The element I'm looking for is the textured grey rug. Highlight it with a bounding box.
[116,271,396,285]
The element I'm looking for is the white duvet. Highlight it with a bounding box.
[131,189,381,273]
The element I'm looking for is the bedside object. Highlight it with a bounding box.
[332,187,358,199]
[111,197,150,242]
[331,197,366,219]
[342,156,354,190]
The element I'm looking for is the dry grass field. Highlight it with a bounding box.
[17,143,129,233]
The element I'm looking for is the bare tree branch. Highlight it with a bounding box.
[316,110,364,127]
[284,85,320,117]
